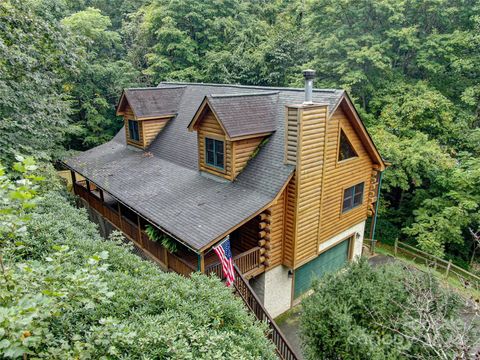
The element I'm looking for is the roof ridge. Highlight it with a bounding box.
[209,91,279,99]
[160,81,339,93]
[127,86,187,91]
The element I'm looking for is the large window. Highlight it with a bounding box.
[205,137,224,169]
[342,182,364,213]
[128,120,140,141]
[338,130,357,161]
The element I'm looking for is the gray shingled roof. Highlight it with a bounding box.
[120,87,185,118]
[66,83,344,252]
[206,92,278,138]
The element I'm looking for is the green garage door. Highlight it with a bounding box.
[294,238,350,298]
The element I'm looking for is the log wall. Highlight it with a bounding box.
[317,107,374,245]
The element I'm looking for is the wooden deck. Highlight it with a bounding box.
[73,180,264,277]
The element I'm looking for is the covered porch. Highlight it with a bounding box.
[72,174,268,278]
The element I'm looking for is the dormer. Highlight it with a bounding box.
[116,87,185,149]
[188,92,278,180]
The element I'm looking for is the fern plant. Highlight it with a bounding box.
[145,225,177,253]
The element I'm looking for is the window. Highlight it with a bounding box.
[205,137,224,169]
[342,182,364,213]
[128,119,140,141]
[338,130,357,161]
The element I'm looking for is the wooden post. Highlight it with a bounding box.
[99,189,104,202]
[164,247,169,269]
[117,202,123,230]
[394,239,398,257]
[137,215,142,246]
[70,170,77,194]
[198,253,205,273]
[445,260,452,279]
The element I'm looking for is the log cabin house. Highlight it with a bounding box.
[64,71,385,317]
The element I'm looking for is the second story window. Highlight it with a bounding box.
[128,120,140,142]
[205,137,224,170]
[342,182,364,213]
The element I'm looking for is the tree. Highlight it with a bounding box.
[61,7,141,149]
[0,0,75,166]
[300,259,479,360]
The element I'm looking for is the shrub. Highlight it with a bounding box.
[300,258,479,360]
[1,163,276,359]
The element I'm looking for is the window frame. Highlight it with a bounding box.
[336,127,359,165]
[204,136,225,171]
[341,182,365,214]
[128,119,140,142]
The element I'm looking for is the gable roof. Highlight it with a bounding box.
[331,93,386,171]
[116,86,185,119]
[188,92,279,139]
[65,82,383,252]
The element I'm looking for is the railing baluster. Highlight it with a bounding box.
[231,265,299,360]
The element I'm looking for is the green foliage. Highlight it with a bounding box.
[61,6,141,149]
[0,0,75,166]
[0,156,43,242]
[300,259,478,360]
[0,163,277,359]
[145,224,178,253]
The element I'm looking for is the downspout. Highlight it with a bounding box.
[370,170,384,254]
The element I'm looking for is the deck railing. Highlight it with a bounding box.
[205,246,262,278]
[74,181,196,276]
[232,265,299,360]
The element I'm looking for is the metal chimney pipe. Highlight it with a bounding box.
[303,69,316,105]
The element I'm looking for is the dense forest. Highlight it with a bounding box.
[1,0,479,267]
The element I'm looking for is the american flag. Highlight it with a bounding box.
[213,236,235,287]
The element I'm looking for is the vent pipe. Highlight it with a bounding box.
[302,69,316,105]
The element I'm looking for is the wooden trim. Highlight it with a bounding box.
[335,126,359,167]
[284,105,289,164]
[291,108,303,268]
[339,181,365,217]
[199,171,295,252]
[328,94,385,170]
[188,98,232,139]
[229,132,273,142]
[136,114,175,121]
[316,104,330,254]
[202,133,227,174]
[116,91,129,116]
[187,97,209,131]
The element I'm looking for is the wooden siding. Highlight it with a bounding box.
[317,107,373,245]
[143,118,168,147]
[232,137,265,177]
[197,108,233,180]
[285,107,299,165]
[124,117,144,148]
[265,189,284,268]
[282,173,296,267]
[233,216,260,253]
[293,105,328,266]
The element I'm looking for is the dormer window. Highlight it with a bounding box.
[128,120,140,142]
[205,137,224,170]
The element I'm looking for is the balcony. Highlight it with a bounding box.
[73,180,264,278]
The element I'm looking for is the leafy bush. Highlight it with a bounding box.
[300,259,479,360]
[1,163,276,359]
